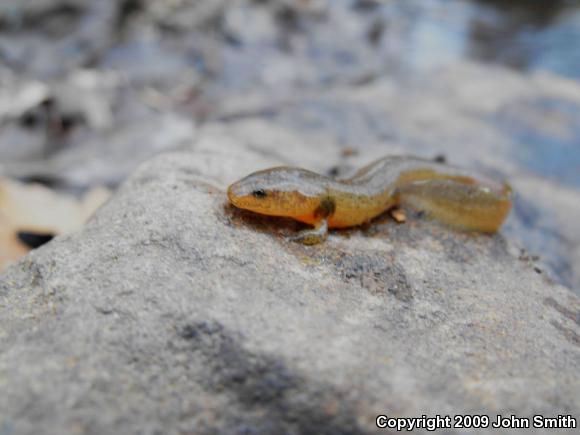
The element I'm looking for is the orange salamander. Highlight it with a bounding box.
[227,155,512,244]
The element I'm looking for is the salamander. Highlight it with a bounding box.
[227,155,512,244]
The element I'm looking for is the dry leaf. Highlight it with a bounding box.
[0,178,110,271]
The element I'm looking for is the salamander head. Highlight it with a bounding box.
[227,167,327,222]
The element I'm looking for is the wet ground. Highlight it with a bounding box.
[2,0,578,185]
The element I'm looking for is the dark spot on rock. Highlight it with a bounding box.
[180,321,224,340]
[439,232,478,265]
[326,163,354,178]
[534,267,542,274]
[180,322,294,406]
[331,251,413,302]
[17,231,55,249]
[94,306,114,315]
[327,166,340,177]
[433,154,447,163]
[176,321,368,434]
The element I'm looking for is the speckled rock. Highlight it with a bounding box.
[2,1,580,433]
[1,126,579,435]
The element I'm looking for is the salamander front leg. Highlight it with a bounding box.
[288,219,328,245]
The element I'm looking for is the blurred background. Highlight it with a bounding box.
[1,0,579,289]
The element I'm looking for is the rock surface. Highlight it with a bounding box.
[2,0,580,433]
[1,124,580,434]
[1,0,580,290]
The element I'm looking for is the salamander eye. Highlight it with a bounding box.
[252,189,267,199]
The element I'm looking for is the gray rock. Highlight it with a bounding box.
[1,123,579,434]
[1,1,580,432]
